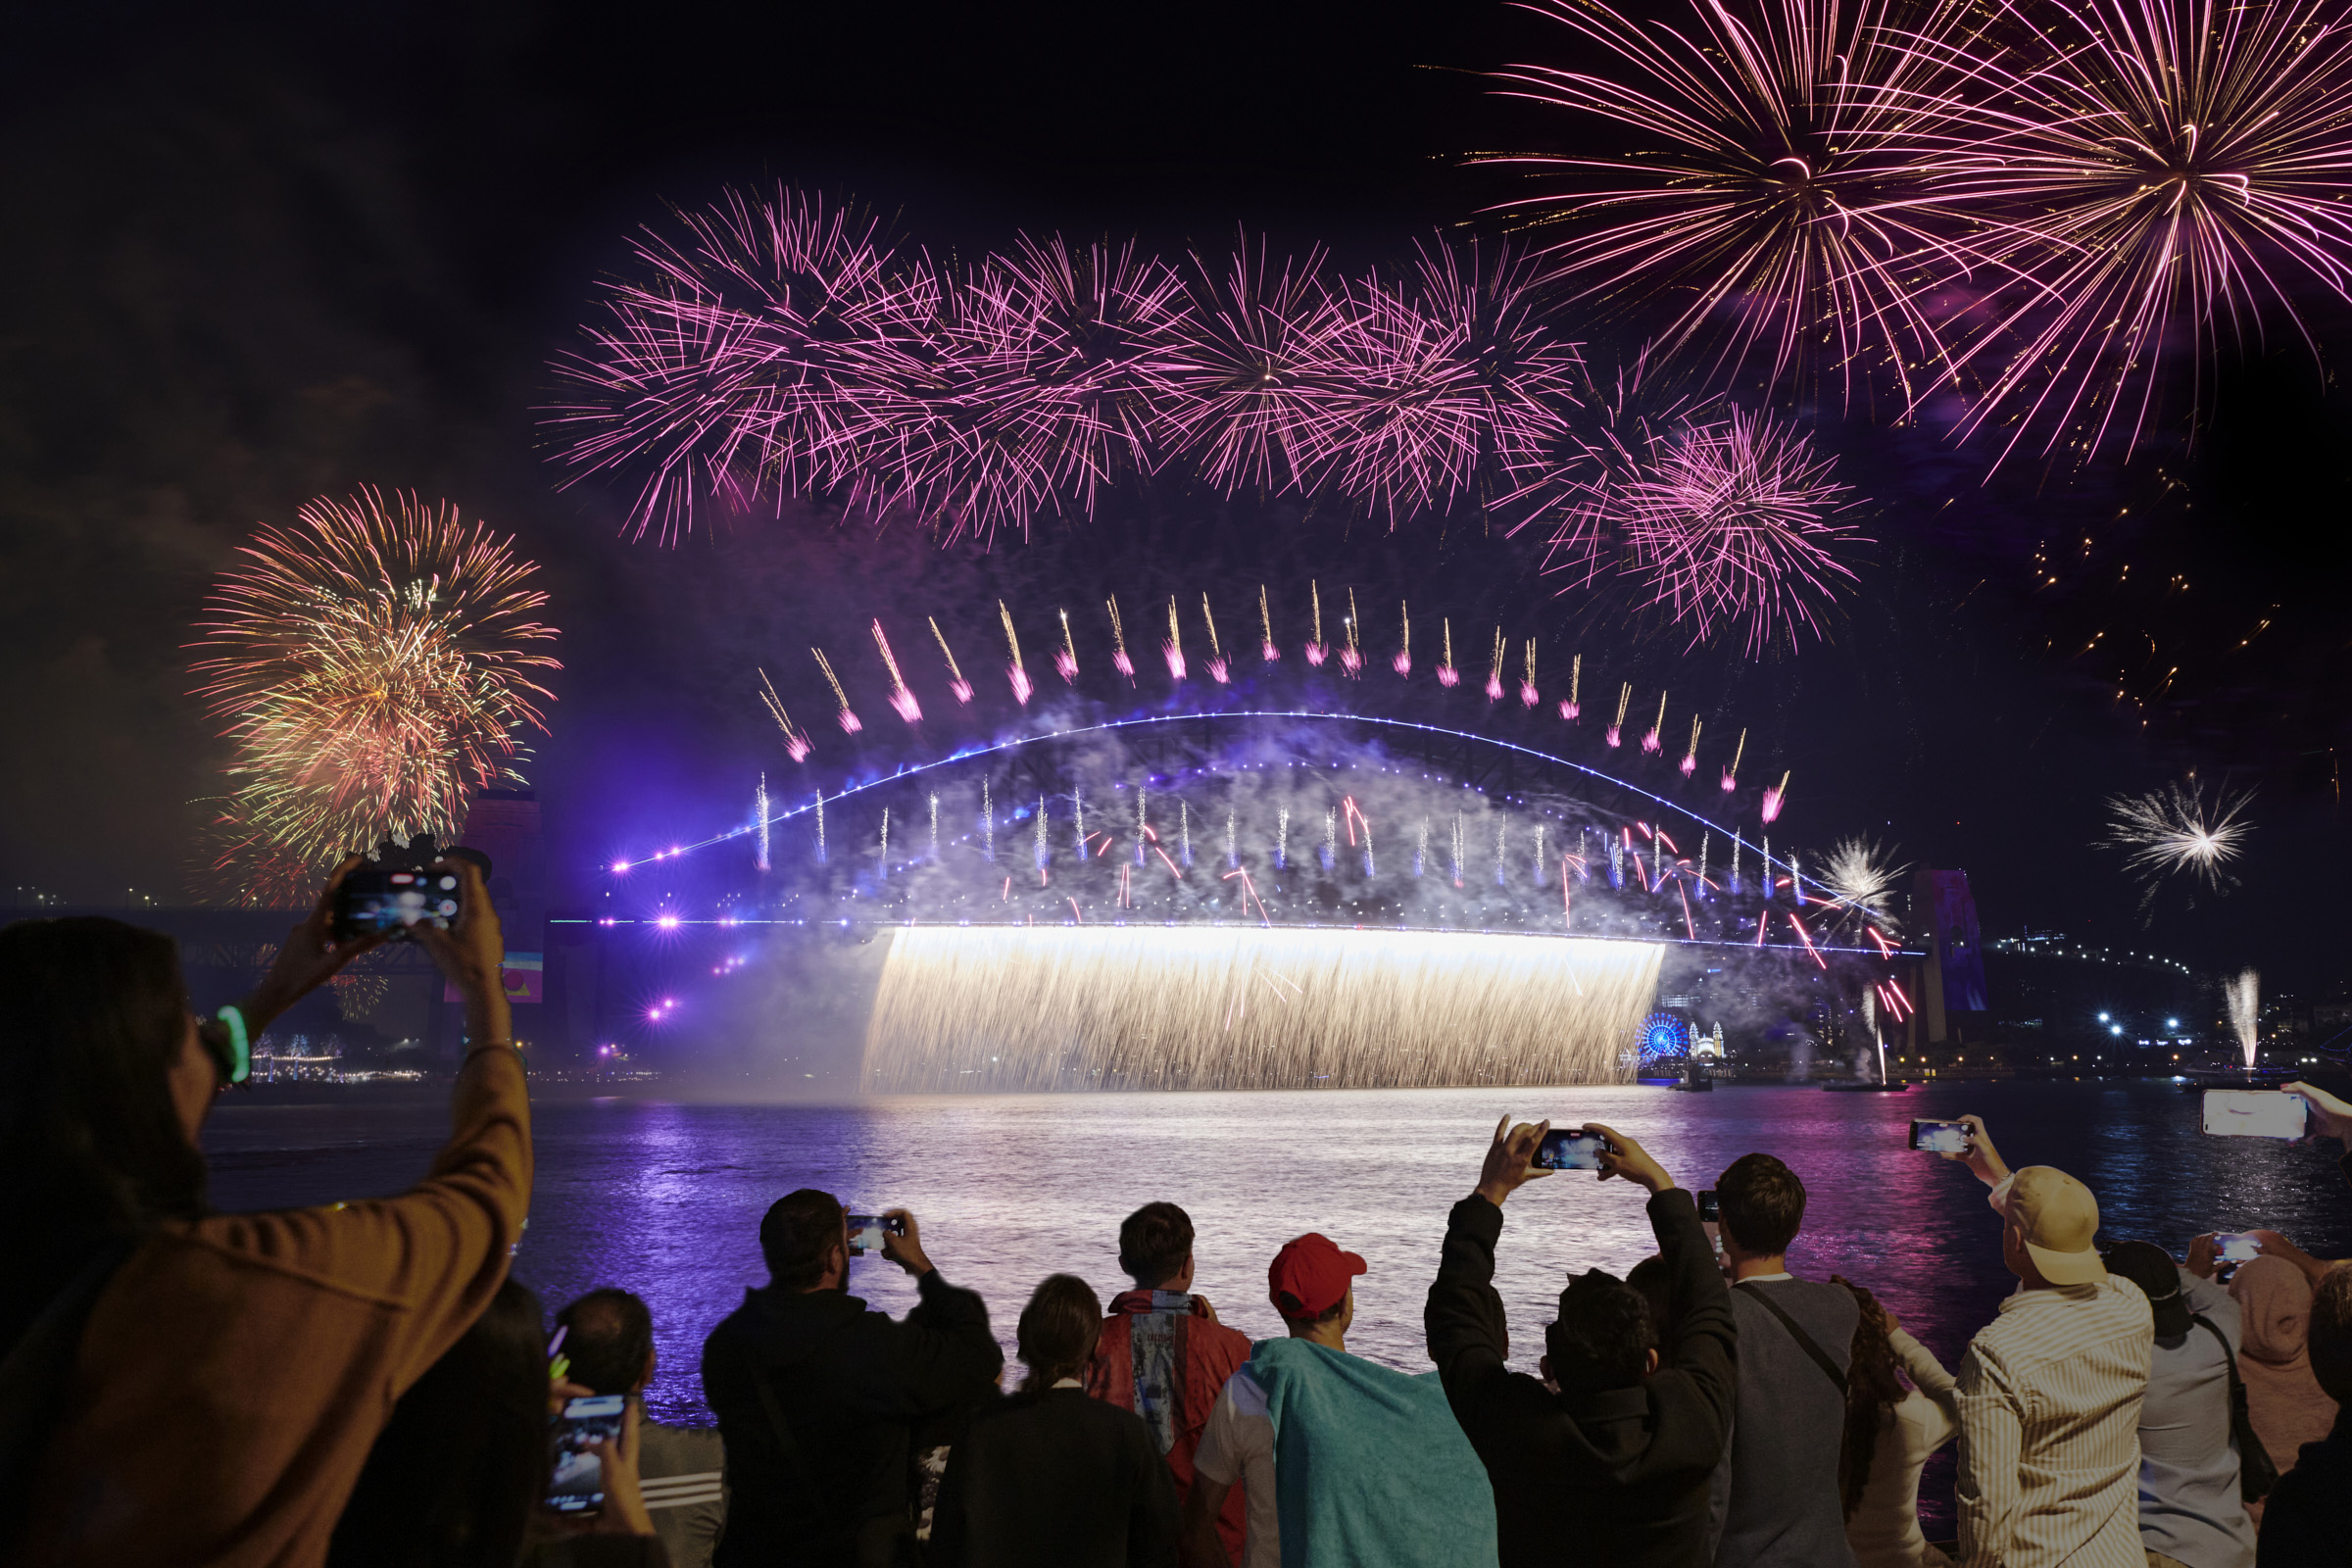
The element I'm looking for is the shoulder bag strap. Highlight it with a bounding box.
[2192,1312,2279,1503]
[1737,1281,1849,1395]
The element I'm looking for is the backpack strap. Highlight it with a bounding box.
[1736,1281,1849,1395]
[2191,1312,2279,1503]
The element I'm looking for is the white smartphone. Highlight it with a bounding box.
[2202,1090,2307,1140]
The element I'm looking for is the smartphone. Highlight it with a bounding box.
[546,1394,627,1516]
[1909,1119,1972,1154]
[1534,1128,1611,1171]
[1697,1189,1720,1223]
[848,1212,907,1255]
[332,867,462,941]
[2203,1090,2308,1141]
[2215,1233,2263,1263]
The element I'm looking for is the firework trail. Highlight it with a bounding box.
[758,668,813,761]
[1437,618,1460,687]
[1762,770,1790,822]
[187,490,561,895]
[1202,594,1231,682]
[1036,796,1051,874]
[880,807,891,878]
[2226,969,2260,1070]
[1681,715,1703,776]
[1338,588,1364,675]
[1606,682,1632,747]
[1393,601,1412,675]
[1894,0,2352,465]
[1000,601,1034,705]
[1731,833,1744,895]
[1487,0,1968,407]
[870,619,922,723]
[814,791,826,863]
[1485,627,1507,701]
[930,793,940,861]
[1322,808,1338,871]
[1161,596,1188,680]
[1277,805,1291,869]
[2100,780,2253,914]
[981,777,993,862]
[928,617,975,703]
[1723,727,1745,792]
[1520,638,1541,707]
[1819,836,1910,933]
[1106,595,1137,680]
[1181,800,1194,867]
[1559,652,1582,719]
[1305,581,1328,665]
[756,773,771,871]
[1258,585,1281,662]
[1642,690,1667,753]
[1054,610,1080,683]
[1416,815,1430,876]
[1226,806,1239,869]
[1453,812,1467,886]
[809,648,862,733]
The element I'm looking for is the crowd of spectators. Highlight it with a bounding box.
[7,866,2352,1567]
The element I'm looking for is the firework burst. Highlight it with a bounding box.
[2100,779,2253,912]
[188,489,560,898]
[1818,835,1910,932]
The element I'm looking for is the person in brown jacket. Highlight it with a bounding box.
[0,857,533,1568]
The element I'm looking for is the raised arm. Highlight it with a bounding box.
[1427,1117,1551,1395]
[890,1217,1005,1414]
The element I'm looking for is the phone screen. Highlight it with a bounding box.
[2215,1233,2262,1263]
[333,869,462,940]
[1909,1120,1972,1154]
[847,1213,906,1255]
[547,1395,626,1515]
[2202,1090,2308,1141]
[1697,1189,1720,1223]
[1534,1128,1609,1171]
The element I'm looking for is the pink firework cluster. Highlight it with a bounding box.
[551,191,1584,545]
[1497,0,2352,461]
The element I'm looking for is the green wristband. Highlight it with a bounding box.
[215,1004,251,1085]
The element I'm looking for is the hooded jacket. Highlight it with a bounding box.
[1425,1188,1737,1568]
[1086,1290,1251,1559]
[701,1270,1002,1567]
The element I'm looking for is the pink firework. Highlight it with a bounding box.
[1559,699,1578,718]
[1054,649,1079,682]
[1618,408,1862,653]
[1208,657,1232,683]
[869,621,922,724]
[1488,0,1968,407]
[1892,0,2352,463]
[1437,663,1460,687]
[1762,770,1791,821]
[1484,672,1505,701]
[1394,650,1412,675]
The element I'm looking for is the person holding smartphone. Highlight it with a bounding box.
[2,856,531,1568]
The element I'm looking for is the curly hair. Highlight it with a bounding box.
[1831,1276,1906,1519]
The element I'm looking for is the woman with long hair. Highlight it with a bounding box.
[1,858,532,1568]
[929,1274,1180,1567]
[1832,1277,1960,1568]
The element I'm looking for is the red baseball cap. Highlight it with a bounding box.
[1269,1232,1368,1318]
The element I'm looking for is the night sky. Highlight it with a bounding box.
[2,1,2345,991]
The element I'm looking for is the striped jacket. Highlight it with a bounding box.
[638,1421,727,1568]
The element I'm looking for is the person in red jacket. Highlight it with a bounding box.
[1087,1202,1252,1562]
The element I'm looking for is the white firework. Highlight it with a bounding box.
[1818,836,1909,935]
[2101,782,2252,913]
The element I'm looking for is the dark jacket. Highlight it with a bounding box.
[1425,1189,1737,1568]
[2256,1408,2352,1566]
[701,1271,1002,1568]
[928,1386,1180,1568]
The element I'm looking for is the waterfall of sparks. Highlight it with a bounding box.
[1035,797,1049,873]
[758,668,813,762]
[1722,728,1745,792]
[1339,589,1363,674]
[1762,770,1790,823]
[1181,801,1193,866]
[879,807,889,878]
[1416,815,1429,877]
[1436,618,1459,687]
[862,927,1664,1090]
[754,773,770,872]
[1276,806,1290,869]
[1520,638,1540,708]
[1305,581,1327,665]
[1394,602,1411,675]
[1484,627,1506,701]
[1106,595,1136,680]
[928,617,975,704]
[1533,824,1546,886]
[1451,812,1465,887]
[1054,610,1079,683]
[2227,969,2260,1071]
[929,793,940,861]
[1607,682,1631,747]
[811,647,862,733]
[1560,653,1582,720]
[1226,807,1238,869]
[1201,594,1229,683]
[1258,584,1279,662]
[982,778,994,862]
[813,791,825,862]
[871,620,922,723]
[999,601,1033,705]
[1681,716,1702,776]
[1642,691,1667,753]
[1161,597,1187,680]
[1320,808,1337,871]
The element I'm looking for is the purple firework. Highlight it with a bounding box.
[1618,408,1864,652]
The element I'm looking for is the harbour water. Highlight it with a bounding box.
[204,1077,2349,1532]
